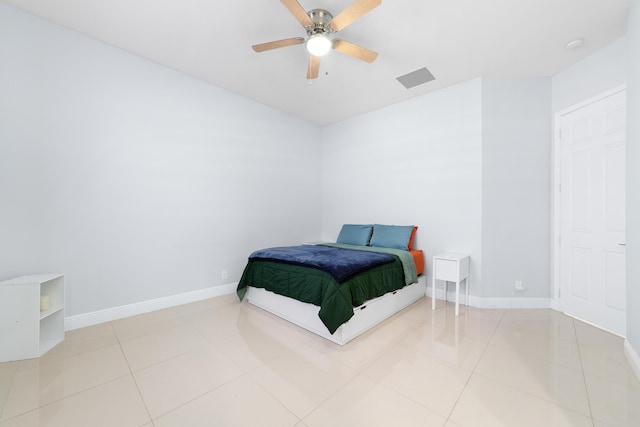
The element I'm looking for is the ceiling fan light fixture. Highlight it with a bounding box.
[306,34,332,56]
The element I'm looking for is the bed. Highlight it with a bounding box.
[236,224,426,345]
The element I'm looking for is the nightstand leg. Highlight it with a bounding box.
[455,280,460,316]
[465,277,469,308]
[431,275,436,310]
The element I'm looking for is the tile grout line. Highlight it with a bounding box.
[461,314,595,424]
[299,303,435,424]
[364,301,498,423]
[0,365,17,422]
[571,318,596,426]
[118,322,212,373]
[118,302,279,423]
[1,335,132,423]
[0,373,133,424]
[115,318,237,423]
[244,372,303,425]
[146,372,267,423]
[115,322,154,425]
[293,333,393,421]
[442,309,506,425]
[236,330,312,421]
[297,370,366,425]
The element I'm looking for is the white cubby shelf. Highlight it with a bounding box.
[0,274,65,362]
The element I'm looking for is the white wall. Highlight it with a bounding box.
[626,0,640,357]
[321,77,554,303]
[481,78,551,298]
[0,4,322,317]
[322,79,484,292]
[552,36,627,113]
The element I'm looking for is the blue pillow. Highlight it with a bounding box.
[369,224,414,250]
[336,224,373,246]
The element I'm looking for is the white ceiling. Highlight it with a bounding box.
[3,0,629,125]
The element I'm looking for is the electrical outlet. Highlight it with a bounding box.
[221,270,228,280]
[514,280,525,291]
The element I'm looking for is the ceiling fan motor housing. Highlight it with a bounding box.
[306,9,334,36]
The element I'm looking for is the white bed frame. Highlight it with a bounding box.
[245,275,427,345]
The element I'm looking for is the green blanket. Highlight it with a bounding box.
[237,245,417,334]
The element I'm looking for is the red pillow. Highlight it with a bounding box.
[408,226,418,250]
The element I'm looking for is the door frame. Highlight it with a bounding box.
[551,85,627,313]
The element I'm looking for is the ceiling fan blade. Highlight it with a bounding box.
[329,0,381,31]
[307,55,320,79]
[281,0,313,28]
[332,39,378,63]
[252,37,305,52]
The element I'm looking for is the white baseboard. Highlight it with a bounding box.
[68,283,553,331]
[471,296,551,309]
[65,283,238,331]
[624,339,640,382]
[426,288,551,310]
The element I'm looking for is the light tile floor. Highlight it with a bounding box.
[1,294,639,426]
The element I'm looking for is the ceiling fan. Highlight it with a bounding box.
[252,0,381,79]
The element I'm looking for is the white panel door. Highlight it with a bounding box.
[559,89,626,336]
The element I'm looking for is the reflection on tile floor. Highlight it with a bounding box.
[1,293,639,426]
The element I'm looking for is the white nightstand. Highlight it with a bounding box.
[431,253,470,316]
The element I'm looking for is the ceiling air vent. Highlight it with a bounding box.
[396,67,435,89]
